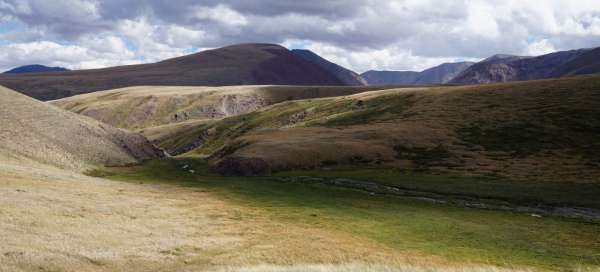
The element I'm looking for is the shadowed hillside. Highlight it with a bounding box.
[0,86,162,171]
[0,43,347,101]
[154,75,600,183]
[291,49,368,86]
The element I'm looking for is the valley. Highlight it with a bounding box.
[1,40,600,272]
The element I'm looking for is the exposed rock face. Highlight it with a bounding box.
[291,49,367,86]
[450,48,600,84]
[0,43,347,101]
[213,157,271,176]
[361,62,474,85]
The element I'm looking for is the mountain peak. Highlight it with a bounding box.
[0,43,347,100]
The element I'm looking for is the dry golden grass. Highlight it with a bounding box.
[0,160,539,272]
[51,85,388,130]
[137,118,212,146]
[0,86,160,172]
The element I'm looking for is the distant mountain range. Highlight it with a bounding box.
[449,48,600,84]
[2,43,600,101]
[361,62,474,85]
[361,47,600,86]
[0,44,349,100]
[4,64,69,74]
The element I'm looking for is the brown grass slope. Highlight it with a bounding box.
[0,86,162,171]
[51,85,391,130]
[163,75,600,182]
[0,43,347,101]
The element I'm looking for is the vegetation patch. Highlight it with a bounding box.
[319,94,416,126]
[457,122,555,157]
[393,144,450,169]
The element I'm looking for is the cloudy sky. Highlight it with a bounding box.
[1,0,599,73]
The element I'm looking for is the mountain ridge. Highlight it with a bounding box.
[0,43,346,101]
[291,49,367,86]
[450,48,597,84]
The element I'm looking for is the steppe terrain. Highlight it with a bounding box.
[2,64,600,272]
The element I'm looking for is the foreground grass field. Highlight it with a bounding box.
[1,163,429,272]
[91,158,600,271]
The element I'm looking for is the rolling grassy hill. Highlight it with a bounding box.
[147,75,600,185]
[0,85,162,171]
[0,43,348,101]
[51,85,391,130]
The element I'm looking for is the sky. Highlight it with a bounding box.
[0,0,600,73]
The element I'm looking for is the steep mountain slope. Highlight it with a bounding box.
[0,43,346,101]
[361,62,473,85]
[156,75,600,182]
[0,86,162,171]
[450,48,596,84]
[291,49,367,86]
[413,62,474,84]
[51,85,389,130]
[4,64,69,74]
[550,47,600,77]
[361,70,420,85]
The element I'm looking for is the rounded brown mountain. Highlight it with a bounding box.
[0,43,345,101]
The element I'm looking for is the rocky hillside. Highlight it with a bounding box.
[153,75,600,182]
[361,61,473,85]
[51,85,389,130]
[450,48,599,84]
[0,43,347,101]
[0,86,162,171]
[291,49,367,86]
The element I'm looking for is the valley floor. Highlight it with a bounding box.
[1,159,599,272]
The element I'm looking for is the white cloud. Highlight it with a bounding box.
[291,40,474,73]
[0,37,140,71]
[193,4,248,26]
[526,39,556,56]
[118,18,189,62]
